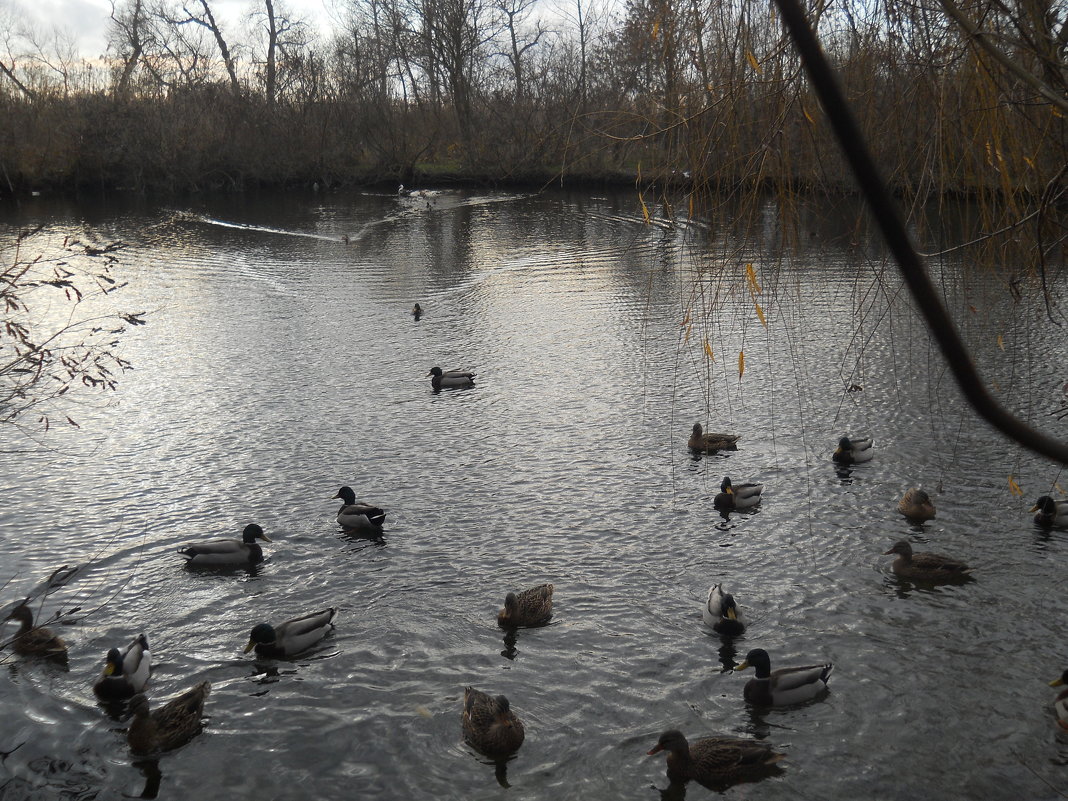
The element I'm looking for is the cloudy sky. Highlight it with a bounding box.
[6,0,337,58]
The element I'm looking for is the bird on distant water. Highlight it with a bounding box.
[3,603,67,662]
[687,423,739,453]
[462,687,525,759]
[1031,496,1068,527]
[735,648,833,706]
[832,436,873,464]
[127,682,210,756]
[646,729,785,786]
[497,584,554,628]
[713,476,763,512]
[413,303,423,319]
[1049,669,1068,731]
[898,488,936,522]
[703,584,746,636]
[428,366,475,390]
[245,608,337,658]
[178,524,272,567]
[333,486,386,530]
[883,540,971,583]
[93,634,151,700]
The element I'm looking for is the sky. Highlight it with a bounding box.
[5,0,337,59]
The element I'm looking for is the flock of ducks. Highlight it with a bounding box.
[4,403,1067,788]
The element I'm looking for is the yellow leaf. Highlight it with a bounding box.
[746,50,761,74]
[652,19,660,39]
[704,339,715,362]
[1008,476,1023,497]
[803,105,815,124]
[684,325,691,343]
[738,350,745,379]
[755,302,766,327]
[1024,156,1035,170]
[746,263,762,294]
[639,192,650,224]
[996,333,1004,350]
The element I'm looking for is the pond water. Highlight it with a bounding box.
[1,187,1066,800]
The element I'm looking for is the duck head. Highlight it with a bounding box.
[242,524,272,543]
[333,486,357,505]
[720,476,734,495]
[102,647,124,676]
[736,648,771,677]
[245,623,277,652]
[1031,495,1057,514]
[883,540,913,558]
[648,729,688,756]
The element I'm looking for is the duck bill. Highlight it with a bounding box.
[647,744,664,756]
[332,491,343,499]
[244,640,256,653]
[1052,678,1065,687]
[103,663,117,676]
[735,661,750,671]
[726,608,737,620]
[1029,505,1040,512]
[259,533,273,542]
[882,548,895,555]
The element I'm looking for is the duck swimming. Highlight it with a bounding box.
[1031,496,1068,527]
[333,486,386,529]
[883,540,971,582]
[462,687,524,758]
[735,648,833,706]
[428,367,475,390]
[127,681,210,756]
[713,476,763,512]
[245,607,337,658]
[898,488,936,522]
[93,634,151,700]
[647,729,784,785]
[3,603,67,662]
[703,584,746,636]
[687,423,739,452]
[497,584,554,628]
[178,524,272,567]
[832,436,873,464]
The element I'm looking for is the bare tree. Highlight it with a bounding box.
[177,0,243,93]
[494,0,545,100]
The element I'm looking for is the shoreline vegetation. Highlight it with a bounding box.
[0,0,1064,267]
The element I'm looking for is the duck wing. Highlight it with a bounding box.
[768,663,833,703]
[912,552,970,573]
[275,608,337,654]
[514,584,554,625]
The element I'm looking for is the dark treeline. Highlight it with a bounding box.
[1,0,1065,213]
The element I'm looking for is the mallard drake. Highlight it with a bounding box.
[244,607,337,658]
[1031,496,1068,527]
[93,634,151,700]
[647,729,784,785]
[688,423,739,452]
[333,486,386,529]
[1050,670,1068,731]
[497,584,554,628]
[178,524,272,567]
[735,648,833,706]
[3,603,67,661]
[428,366,475,390]
[898,488,936,522]
[703,584,746,636]
[832,435,873,464]
[713,476,763,512]
[462,687,524,758]
[127,681,210,756]
[883,540,971,582]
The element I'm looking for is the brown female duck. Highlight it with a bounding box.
[462,687,524,758]
[898,488,936,522]
[883,540,971,582]
[688,423,739,453]
[4,603,67,662]
[647,729,784,785]
[1050,670,1068,731]
[497,584,553,628]
[127,681,210,756]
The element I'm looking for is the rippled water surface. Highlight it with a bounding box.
[1,189,1067,800]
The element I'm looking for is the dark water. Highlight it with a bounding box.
[1,188,1067,800]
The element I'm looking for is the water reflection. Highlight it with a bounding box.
[133,758,162,799]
